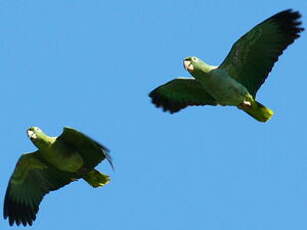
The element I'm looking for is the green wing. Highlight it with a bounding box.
[149,78,217,113]
[4,152,76,226]
[56,127,113,169]
[219,9,303,97]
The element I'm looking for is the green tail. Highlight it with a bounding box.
[83,169,110,188]
[239,100,274,122]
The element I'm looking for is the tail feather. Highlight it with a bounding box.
[239,101,274,122]
[83,169,110,188]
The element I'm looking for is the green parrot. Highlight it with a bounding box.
[149,9,304,122]
[3,127,113,226]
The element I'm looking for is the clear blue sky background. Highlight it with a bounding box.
[0,0,306,229]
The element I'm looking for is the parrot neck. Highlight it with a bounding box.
[190,62,217,79]
[32,135,55,151]
[201,62,216,72]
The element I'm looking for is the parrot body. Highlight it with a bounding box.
[37,138,84,172]
[4,127,113,226]
[194,67,251,106]
[149,9,304,122]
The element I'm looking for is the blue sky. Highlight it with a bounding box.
[0,0,307,229]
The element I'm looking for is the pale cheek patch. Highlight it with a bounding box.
[27,130,37,139]
[183,60,194,72]
[187,64,194,71]
[183,60,191,70]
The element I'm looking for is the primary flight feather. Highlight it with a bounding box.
[149,9,304,122]
[3,127,113,226]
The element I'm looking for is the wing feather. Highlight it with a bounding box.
[4,152,76,226]
[149,78,217,113]
[56,127,113,170]
[219,9,304,96]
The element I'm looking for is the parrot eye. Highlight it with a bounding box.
[192,57,198,62]
[33,127,41,132]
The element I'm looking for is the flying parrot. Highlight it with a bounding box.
[149,9,304,122]
[3,127,113,226]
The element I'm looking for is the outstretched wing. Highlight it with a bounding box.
[219,9,304,96]
[4,152,75,226]
[149,78,217,113]
[57,127,113,170]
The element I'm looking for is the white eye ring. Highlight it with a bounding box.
[192,57,198,62]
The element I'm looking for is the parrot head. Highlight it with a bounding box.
[183,56,210,74]
[27,127,49,148]
[184,56,198,72]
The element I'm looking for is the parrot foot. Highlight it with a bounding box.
[243,101,251,106]
[239,101,252,109]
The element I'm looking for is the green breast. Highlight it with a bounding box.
[39,141,84,173]
[199,68,250,105]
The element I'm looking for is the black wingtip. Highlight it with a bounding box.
[4,184,37,227]
[95,141,114,170]
[149,89,181,114]
[79,131,115,170]
[266,9,304,39]
[104,150,114,171]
